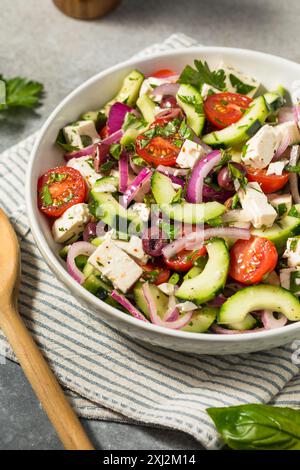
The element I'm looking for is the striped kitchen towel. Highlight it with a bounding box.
[0,33,300,450]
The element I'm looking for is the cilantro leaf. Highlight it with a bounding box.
[0,75,44,110]
[179,60,226,91]
[229,74,255,95]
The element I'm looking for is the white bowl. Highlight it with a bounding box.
[26,46,300,355]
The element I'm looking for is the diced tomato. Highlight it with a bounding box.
[163,247,207,272]
[229,236,278,284]
[140,261,170,285]
[151,69,177,79]
[204,92,253,129]
[37,166,87,218]
[100,125,109,140]
[246,166,289,193]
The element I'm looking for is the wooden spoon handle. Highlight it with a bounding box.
[0,301,94,450]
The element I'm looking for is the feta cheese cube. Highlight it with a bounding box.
[218,62,260,97]
[176,139,206,169]
[139,77,171,102]
[266,160,288,176]
[280,267,300,295]
[63,120,100,150]
[242,125,278,169]
[67,156,101,188]
[238,182,277,228]
[268,193,292,215]
[88,239,143,293]
[129,203,150,222]
[283,237,300,267]
[275,121,300,147]
[201,83,220,100]
[52,203,91,244]
[114,235,149,263]
[157,283,176,296]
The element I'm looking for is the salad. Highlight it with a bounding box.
[37,59,300,334]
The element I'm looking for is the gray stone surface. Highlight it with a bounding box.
[0,0,299,450]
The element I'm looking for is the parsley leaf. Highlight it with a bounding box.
[55,129,80,153]
[110,143,122,160]
[41,185,53,207]
[229,74,255,95]
[0,75,44,110]
[179,60,226,91]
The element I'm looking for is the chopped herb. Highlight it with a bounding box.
[55,128,80,153]
[179,119,194,140]
[41,184,53,207]
[100,161,115,172]
[289,206,300,218]
[80,135,93,147]
[48,172,66,184]
[284,164,300,173]
[110,143,122,160]
[177,94,204,116]
[122,112,147,131]
[179,60,226,91]
[231,193,240,209]
[173,139,183,148]
[171,187,183,204]
[277,203,287,217]
[229,73,256,95]
[131,156,148,167]
[168,273,180,285]
[228,163,248,188]
[159,220,179,240]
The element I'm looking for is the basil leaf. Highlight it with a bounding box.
[229,74,256,95]
[207,404,300,450]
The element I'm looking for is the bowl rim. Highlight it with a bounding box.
[26,45,300,344]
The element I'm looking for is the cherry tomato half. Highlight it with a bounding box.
[140,261,170,285]
[38,166,87,218]
[151,69,177,79]
[229,236,278,285]
[204,92,253,129]
[163,247,207,272]
[246,166,289,194]
[135,115,182,167]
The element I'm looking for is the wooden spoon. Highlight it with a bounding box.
[0,209,94,450]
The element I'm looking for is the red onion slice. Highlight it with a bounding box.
[211,324,264,335]
[152,83,180,97]
[293,104,300,128]
[163,294,180,322]
[101,129,123,145]
[142,283,192,329]
[186,150,222,203]
[107,102,133,135]
[156,165,189,177]
[120,168,153,207]
[261,310,287,330]
[111,290,149,322]
[278,107,295,124]
[94,142,110,173]
[64,144,95,161]
[289,145,300,203]
[67,242,96,284]
[118,151,129,193]
[275,131,292,159]
[162,227,250,259]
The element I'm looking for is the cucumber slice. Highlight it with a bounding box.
[83,274,111,295]
[103,70,144,114]
[151,172,176,204]
[183,265,203,281]
[264,91,285,113]
[137,94,156,123]
[133,282,168,320]
[252,213,300,253]
[176,238,229,303]
[160,201,226,224]
[227,314,257,331]
[219,285,300,324]
[202,95,269,147]
[182,306,218,333]
[92,176,119,193]
[176,84,205,136]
